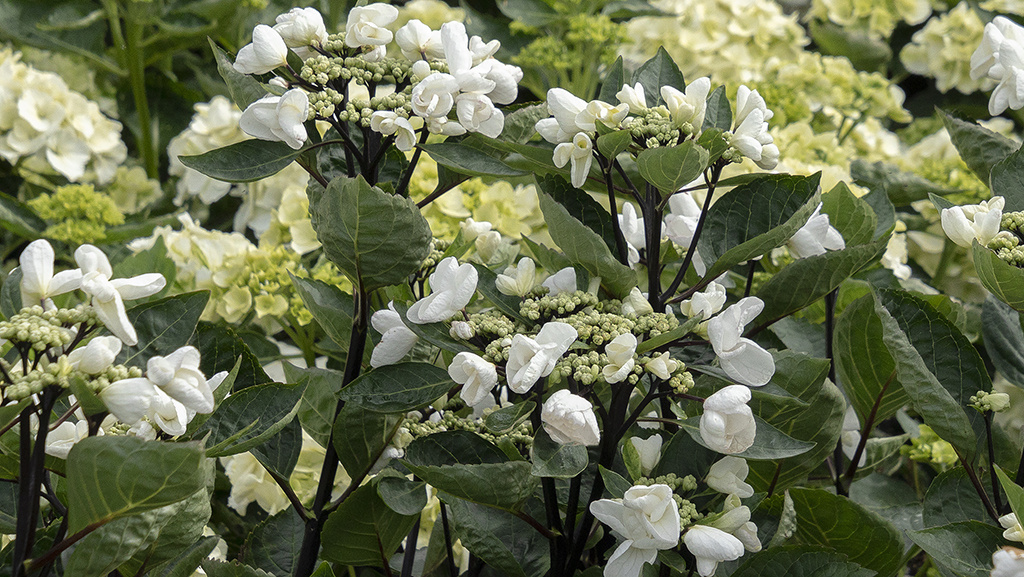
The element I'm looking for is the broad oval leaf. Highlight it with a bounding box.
[983,296,1024,388]
[835,296,908,426]
[731,545,874,577]
[333,404,403,477]
[820,182,877,246]
[636,140,709,195]
[484,401,536,434]
[597,130,633,161]
[320,484,421,566]
[991,143,1024,212]
[448,499,543,577]
[909,521,1006,577]
[631,47,684,106]
[118,291,210,368]
[530,428,588,478]
[339,362,453,413]
[290,276,354,351]
[974,241,1024,312]
[178,140,302,183]
[420,142,530,177]
[66,437,206,533]
[199,382,305,457]
[377,476,429,516]
[313,175,432,292]
[941,109,1018,185]
[405,430,508,467]
[402,461,536,511]
[679,415,814,461]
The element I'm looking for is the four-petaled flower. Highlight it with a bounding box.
[75,244,166,346]
[707,297,775,387]
[506,321,577,393]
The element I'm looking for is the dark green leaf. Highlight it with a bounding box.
[313,175,431,292]
[634,316,701,354]
[597,130,633,161]
[974,242,1024,313]
[154,535,219,577]
[941,109,1018,185]
[199,382,304,457]
[808,19,891,71]
[982,296,1024,388]
[377,476,428,515]
[290,275,354,352]
[1,267,22,319]
[320,484,418,566]
[200,559,275,577]
[850,160,957,206]
[631,47,684,106]
[731,545,874,577]
[636,140,709,196]
[484,401,536,434]
[66,437,205,533]
[537,173,619,254]
[339,362,452,413]
[820,182,877,246]
[835,296,908,426]
[121,473,213,577]
[190,322,272,391]
[333,404,402,477]
[119,291,209,368]
[406,430,508,467]
[862,187,896,239]
[698,174,821,280]
[789,488,904,577]
[679,414,815,460]
[392,301,473,354]
[924,468,995,527]
[240,508,304,576]
[530,428,588,478]
[702,85,731,131]
[501,104,548,144]
[599,465,633,499]
[0,191,44,238]
[471,263,531,323]
[496,0,559,26]
[285,365,342,447]
[538,189,636,298]
[179,140,303,183]
[420,142,530,177]
[403,461,536,511]
[66,504,181,576]
[909,521,1006,577]
[992,144,1024,212]
[251,419,303,478]
[448,499,541,577]
[598,57,626,104]
[997,466,1024,529]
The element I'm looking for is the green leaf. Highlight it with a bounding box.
[119,291,209,368]
[66,437,206,533]
[679,414,815,460]
[112,238,175,303]
[377,476,428,515]
[599,465,633,499]
[0,399,29,434]
[501,103,548,144]
[184,357,241,437]
[808,19,891,71]
[974,241,1024,313]
[530,428,588,478]
[849,160,957,206]
[199,381,304,457]
[333,404,402,477]
[67,504,181,577]
[597,130,633,160]
[537,173,619,254]
[392,301,474,354]
[0,191,44,238]
[154,536,220,577]
[992,144,1024,212]
[210,39,265,110]
[200,559,275,577]
[789,488,904,577]
[924,468,994,526]
[702,85,732,131]
[872,288,985,461]
[598,57,626,104]
[290,276,354,352]
[909,521,1006,577]
[698,174,821,280]
[339,362,452,413]
[484,401,536,434]
[835,296,908,427]
[631,47,684,106]
[849,473,924,538]
[1,267,22,319]
[420,142,530,177]
[538,189,636,298]
[447,499,539,577]
[406,431,508,466]
[636,140,709,195]
[941,110,1018,185]
[312,175,432,292]
[178,140,303,183]
[634,316,701,354]
[496,0,559,26]
[403,461,536,511]
[321,484,418,566]
[983,296,1024,388]
[820,182,877,246]
[190,323,272,391]
[239,508,304,576]
[0,482,13,532]
[251,419,303,479]
[285,365,342,447]
[755,238,886,325]
[996,466,1024,528]
[731,545,874,577]
[862,187,896,239]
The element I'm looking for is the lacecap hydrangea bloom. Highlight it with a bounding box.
[900,3,992,95]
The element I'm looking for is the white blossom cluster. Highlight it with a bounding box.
[0,49,127,184]
[972,16,1024,115]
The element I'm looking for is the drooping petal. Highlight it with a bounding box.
[110,273,166,301]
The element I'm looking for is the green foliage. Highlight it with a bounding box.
[636,140,709,196]
[179,140,305,183]
[320,483,418,566]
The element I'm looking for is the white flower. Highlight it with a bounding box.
[542,267,577,296]
[971,17,1024,115]
[664,191,707,275]
[460,218,493,241]
[239,89,309,150]
[19,239,82,308]
[731,86,778,170]
[706,456,753,498]
[616,83,648,112]
[506,321,578,393]
[993,547,1024,577]
[629,435,663,475]
[475,231,512,263]
[711,495,761,552]
[618,203,645,268]
[542,389,600,445]
[407,257,478,324]
[273,7,327,54]
[590,484,680,577]
[683,525,745,577]
[941,196,1004,248]
[496,257,537,297]
[98,376,157,425]
[575,100,630,132]
[882,231,912,280]
[661,77,711,132]
[146,346,217,414]
[45,420,97,459]
[553,132,594,188]
[1000,513,1024,543]
[370,301,419,368]
[734,86,773,126]
[678,282,726,321]
[369,111,417,151]
[411,73,460,119]
[475,59,522,105]
[147,388,190,436]
[66,336,122,375]
[450,321,474,340]
[644,352,679,381]
[603,333,637,384]
[75,244,166,346]
[450,352,498,407]
[841,405,867,468]
[536,88,587,144]
[396,19,443,61]
[787,203,845,259]
[621,287,654,318]
[455,92,504,138]
[345,3,399,48]
[233,25,289,75]
[700,385,756,454]
[707,297,775,387]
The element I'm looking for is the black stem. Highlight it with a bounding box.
[986,412,1005,514]
[12,387,57,577]
[292,286,369,577]
[645,183,665,313]
[842,371,896,488]
[612,159,644,205]
[396,130,431,198]
[662,163,722,304]
[958,451,1000,522]
[531,390,563,571]
[400,517,420,577]
[824,289,845,497]
[599,155,630,266]
[441,504,458,577]
[743,260,757,298]
[366,134,397,181]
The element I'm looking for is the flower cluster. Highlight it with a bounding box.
[808,0,932,39]
[971,16,1024,115]
[900,3,992,95]
[28,184,125,244]
[0,48,127,184]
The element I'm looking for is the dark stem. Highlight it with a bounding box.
[441,504,458,577]
[958,451,1000,522]
[25,519,108,573]
[645,183,665,313]
[268,470,312,522]
[396,130,431,198]
[612,159,643,205]
[564,473,582,552]
[292,286,369,577]
[986,412,1005,514]
[532,389,563,570]
[1016,433,1024,487]
[662,163,722,304]
[400,517,421,577]
[842,370,897,488]
[743,260,757,299]
[12,387,57,577]
[824,289,846,497]
[513,510,557,540]
[599,155,630,266]
[366,134,397,182]
[766,462,783,498]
